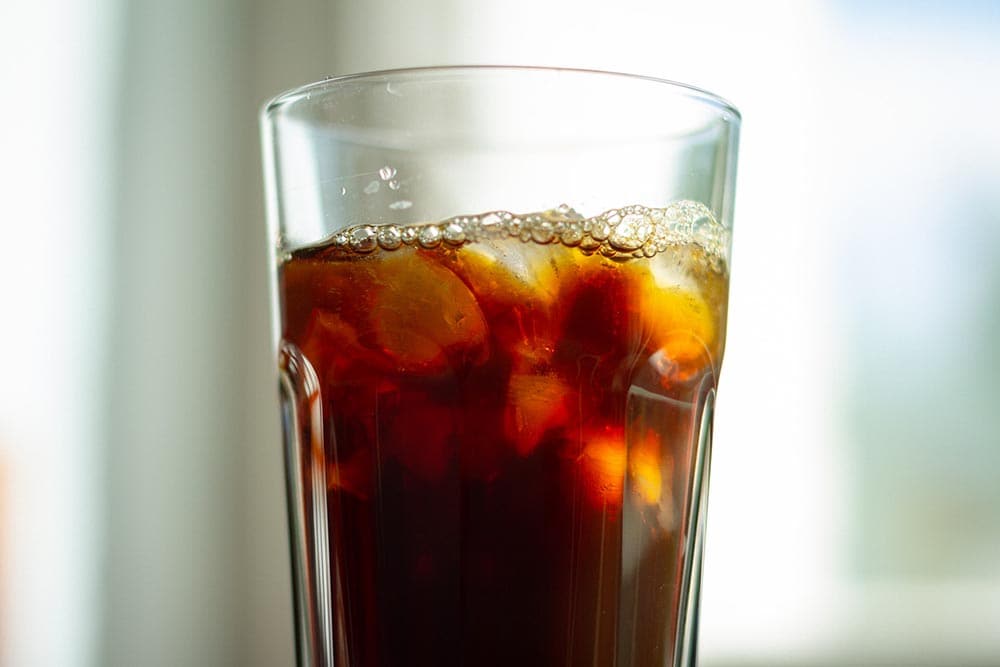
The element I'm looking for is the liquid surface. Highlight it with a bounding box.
[278,202,729,666]
[298,201,729,265]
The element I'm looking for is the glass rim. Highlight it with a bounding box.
[262,65,741,123]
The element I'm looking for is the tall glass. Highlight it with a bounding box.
[261,66,739,667]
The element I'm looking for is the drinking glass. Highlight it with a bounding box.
[261,66,740,667]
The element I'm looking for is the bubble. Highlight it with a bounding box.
[443,222,466,244]
[418,225,442,248]
[401,226,419,244]
[561,224,583,246]
[379,165,397,181]
[480,212,503,235]
[388,179,401,190]
[609,213,653,251]
[340,186,347,196]
[692,214,721,246]
[313,201,728,268]
[377,225,403,250]
[591,221,611,241]
[530,221,555,244]
[349,226,377,253]
[363,180,380,195]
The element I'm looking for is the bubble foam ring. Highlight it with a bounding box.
[310,201,730,266]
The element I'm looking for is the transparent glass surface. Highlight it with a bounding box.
[261,66,740,667]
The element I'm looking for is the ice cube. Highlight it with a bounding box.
[578,427,668,508]
[437,243,562,357]
[579,432,626,506]
[301,309,390,378]
[628,264,717,383]
[285,248,490,376]
[504,371,571,456]
[367,251,490,373]
[627,430,664,506]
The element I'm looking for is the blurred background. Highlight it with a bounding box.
[2,0,998,665]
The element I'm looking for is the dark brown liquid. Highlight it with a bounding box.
[278,224,727,666]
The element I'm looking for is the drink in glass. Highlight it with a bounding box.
[262,67,740,667]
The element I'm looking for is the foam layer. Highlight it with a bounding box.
[311,200,728,265]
